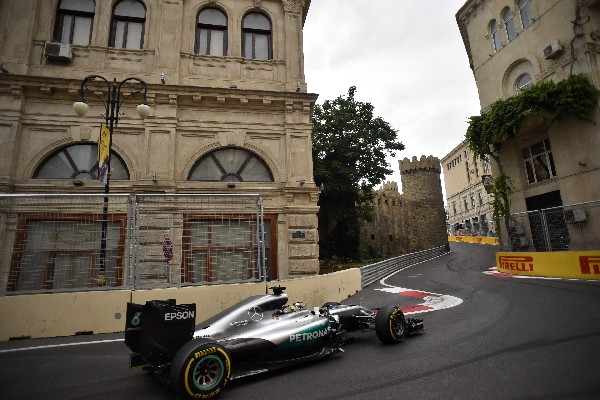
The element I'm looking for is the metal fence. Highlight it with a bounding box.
[0,193,265,295]
[504,200,600,252]
[360,245,448,288]
[132,194,266,289]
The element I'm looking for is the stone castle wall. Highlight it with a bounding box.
[360,155,448,257]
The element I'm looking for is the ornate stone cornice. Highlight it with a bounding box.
[282,0,304,13]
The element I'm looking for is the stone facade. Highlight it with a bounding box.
[442,140,496,236]
[360,156,448,257]
[400,156,448,252]
[360,181,406,257]
[0,0,319,282]
[456,0,600,248]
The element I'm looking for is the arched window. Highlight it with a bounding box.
[516,73,533,94]
[518,0,533,29]
[195,8,228,56]
[109,0,146,49]
[242,12,272,60]
[33,143,129,181]
[502,7,517,42]
[489,20,502,52]
[188,148,273,182]
[54,0,95,45]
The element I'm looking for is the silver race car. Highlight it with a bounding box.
[124,286,424,399]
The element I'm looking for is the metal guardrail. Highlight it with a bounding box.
[360,245,448,288]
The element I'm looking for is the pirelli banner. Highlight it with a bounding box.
[497,251,600,280]
[448,236,499,245]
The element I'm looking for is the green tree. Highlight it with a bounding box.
[312,86,404,261]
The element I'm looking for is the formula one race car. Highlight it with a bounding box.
[124,286,423,399]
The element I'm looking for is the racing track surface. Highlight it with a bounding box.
[1,242,600,400]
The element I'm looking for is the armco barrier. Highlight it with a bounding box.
[0,269,362,341]
[360,246,448,288]
[449,236,499,245]
[496,251,600,280]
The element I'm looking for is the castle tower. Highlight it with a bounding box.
[399,156,448,252]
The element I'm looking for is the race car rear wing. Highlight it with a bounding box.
[125,300,196,369]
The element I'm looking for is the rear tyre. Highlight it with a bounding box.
[375,305,407,344]
[170,339,231,399]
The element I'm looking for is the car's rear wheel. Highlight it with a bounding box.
[375,305,407,344]
[170,339,231,399]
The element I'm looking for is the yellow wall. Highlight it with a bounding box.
[496,251,600,280]
[0,269,362,342]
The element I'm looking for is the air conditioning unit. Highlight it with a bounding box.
[543,40,563,59]
[564,208,587,224]
[43,42,72,62]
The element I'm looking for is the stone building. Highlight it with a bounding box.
[442,140,496,236]
[360,181,406,257]
[360,156,448,257]
[456,0,600,250]
[0,0,319,291]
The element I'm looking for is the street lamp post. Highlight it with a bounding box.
[73,75,150,285]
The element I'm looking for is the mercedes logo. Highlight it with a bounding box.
[248,306,263,321]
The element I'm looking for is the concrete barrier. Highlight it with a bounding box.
[0,269,362,342]
[496,251,600,280]
[0,290,132,341]
[273,268,362,307]
[449,236,499,245]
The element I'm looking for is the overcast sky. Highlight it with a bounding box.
[303,0,482,190]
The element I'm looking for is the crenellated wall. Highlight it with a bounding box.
[360,155,448,257]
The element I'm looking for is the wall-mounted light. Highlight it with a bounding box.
[227,182,236,188]
[151,173,158,183]
[72,179,84,186]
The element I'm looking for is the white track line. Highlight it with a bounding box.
[374,255,464,315]
[0,338,124,354]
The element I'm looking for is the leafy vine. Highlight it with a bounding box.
[465,73,599,238]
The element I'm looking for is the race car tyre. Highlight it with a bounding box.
[374,305,407,344]
[170,339,231,399]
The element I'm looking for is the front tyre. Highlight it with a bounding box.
[170,339,231,399]
[375,305,407,344]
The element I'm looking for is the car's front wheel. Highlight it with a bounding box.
[170,339,231,399]
[375,305,407,344]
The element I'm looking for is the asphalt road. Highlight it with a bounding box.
[1,242,600,400]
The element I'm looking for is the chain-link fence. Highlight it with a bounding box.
[504,200,600,252]
[0,193,265,295]
[132,194,266,289]
[0,194,133,294]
